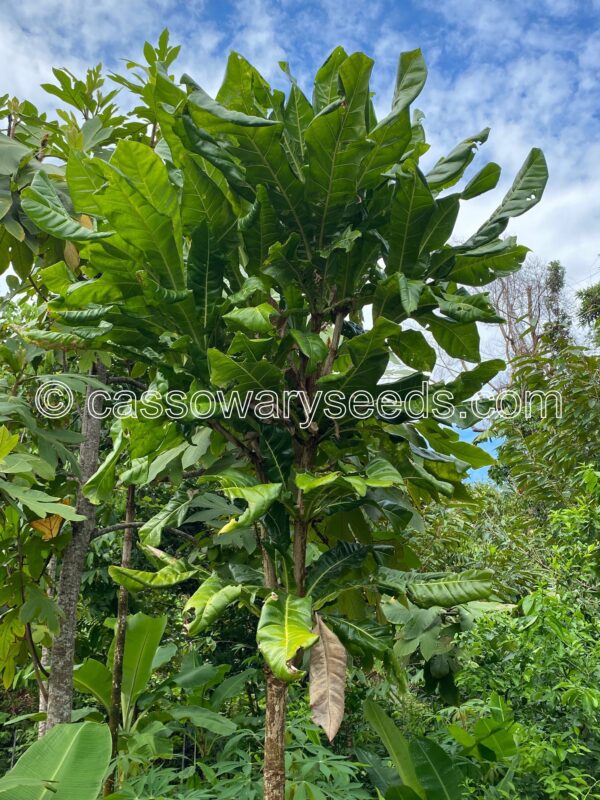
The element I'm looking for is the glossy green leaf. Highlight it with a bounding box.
[73,659,112,712]
[387,165,435,275]
[461,162,501,199]
[223,303,275,335]
[181,153,236,239]
[312,47,348,112]
[409,737,465,800]
[391,49,427,112]
[257,592,319,682]
[325,616,392,660]
[120,613,167,726]
[185,574,244,635]
[466,148,548,247]
[449,239,529,286]
[0,133,33,176]
[219,483,282,533]
[22,172,111,242]
[109,554,197,593]
[208,349,283,395]
[364,701,424,798]
[305,52,373,244]
[421,315,480,362]
[407,569,494,608]
[188,221,226,334]
[390,329,436,372]
[290,330,328,374]
[426,129,489,192]
[138,486,193,547]
[168,705,237,735]
[0,721,111,800]
[306,542,370,598]
[94,141,184,289]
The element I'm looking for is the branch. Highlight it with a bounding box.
[321,310,345,377]
[107,376,148,390]
[93,521,198,544]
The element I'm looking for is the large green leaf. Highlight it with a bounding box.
[364,701,424,798]
[138,486,193,547]
[416,419,494,469]
[208,349,283,395]
[325,616,392,660]
[409,737,465,800]
[419,195,460,254]
[0,133,33,176]
[22,172,111,242]
[359,104,411,189]
[188,221,227,335]
[109,554,197,593]
[407,569,494,608]
[73,659,112,713]
[216,51,274,114]
[65,152,105,215]
[290,330,328,375]
[120,613,167,726]
[391,49,427,112]
[306,542,370,598]
[83,433,125,504]
[280,70,314,178]
[168,705,237,735]
[185,574,244,635]
[387,165,435,276]
[461,162,501,199]
[466,148,548,247]
[93,142,184,289]
[257,592,319,682]
[448,239,528,286]
[0,481,84,521]
[390,329,436,372]
[219,483,282,533]
[426,129,489,193]
[421,315,480,362]
[312,47,349,112]
[186,87,310,254]
[304,52,373,245]
[241,184,282,273]
[318,317,399,395]
[0,721,111,800]
[181,153,236,239]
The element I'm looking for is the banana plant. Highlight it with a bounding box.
[73,611,249,774]
[7,32,548,799]
[0,721,111,799]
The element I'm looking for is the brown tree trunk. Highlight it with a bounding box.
[38,557,56,737]
[263,669,288,800]
[45,369,106,729]
[104,484,135,796]
[260,527,287,800]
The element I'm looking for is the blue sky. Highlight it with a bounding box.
[2,0,599,295]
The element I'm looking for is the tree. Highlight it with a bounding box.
[488,257,571,367]
[577,280,600,345]
[1,33,548,797]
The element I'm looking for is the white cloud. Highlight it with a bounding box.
[1,0,598,297]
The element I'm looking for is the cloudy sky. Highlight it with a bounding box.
[2,0,599,299]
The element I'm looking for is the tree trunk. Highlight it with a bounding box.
[45,369,106,730]
[37,557,56,737]
[263,669,288,800]
[103,484,135,795]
